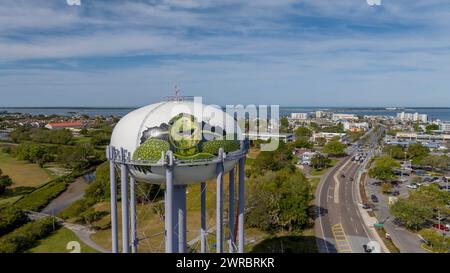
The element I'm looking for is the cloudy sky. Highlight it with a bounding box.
[1,0,450,107]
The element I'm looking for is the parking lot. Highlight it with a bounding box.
[364,169,449,252]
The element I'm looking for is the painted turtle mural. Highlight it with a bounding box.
[132,113,240,161]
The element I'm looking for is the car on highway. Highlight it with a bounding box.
[371,194,379,203]
[406,183,419,189]
[432,224,449,232]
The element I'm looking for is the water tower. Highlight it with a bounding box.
[106,96,248,253]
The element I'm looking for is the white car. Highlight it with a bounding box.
[407,184,419,189]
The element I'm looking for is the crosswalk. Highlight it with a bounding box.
[332,224,353,253]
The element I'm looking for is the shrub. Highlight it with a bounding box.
[14,175,73,211]
[132,139,170,161]
[0,207,29,236]
[201,139,240,155]
[58,198,95,220]
[0,217,60,253]
[174,152,215,160]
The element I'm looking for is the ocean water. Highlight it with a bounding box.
[1,107,450,121]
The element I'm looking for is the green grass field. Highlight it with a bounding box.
[0,152,51,188]
[28,228,99,253]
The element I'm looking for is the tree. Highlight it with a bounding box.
[368,156,400,182]
[310,154,331,170]
[381,183,393,194]
[407,143,429,164]
[295,127,312,139]
[425,124,440,133]
[322,139,346,156]
[383,145,406,160]
[251,142,294,176]
[420,155,450,171]
[59,143,101,171]
[419,229,449,253]
[280,117,289,133]
[0,169,13,195]
[293,138,313,149]
[315,137,327,147]
[390,198,433,231]
[246,169,311,232]
[9,127,31,143]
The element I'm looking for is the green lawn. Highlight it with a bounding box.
[0,152,51,188]
[28,227,99,253]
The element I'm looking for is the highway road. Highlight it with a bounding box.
[315,127,384,253]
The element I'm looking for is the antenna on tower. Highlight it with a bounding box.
[174,84,181,101]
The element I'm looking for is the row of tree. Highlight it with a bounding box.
[10,127,73,145]
[4,142,104,170]
[246,142,313,233]
[0,169,13,195]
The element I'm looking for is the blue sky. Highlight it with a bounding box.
[1,0,450,107]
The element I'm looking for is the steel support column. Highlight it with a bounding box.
[216,148,224,253]
[130,176,137,253]
[200,182,207,253]
[108,146,118,253]
[238,156,245,253]
[228,168,235,253]
[120,148,129,253]
[165,151,174,253]
[175,185,187,253]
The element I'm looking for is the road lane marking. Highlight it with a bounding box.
[332,224,353,253]
[333,158,352,204]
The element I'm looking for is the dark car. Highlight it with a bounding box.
[371,195,379,203]
[363,245,373,253]
[362,204,371,209]
[392,191,400,196]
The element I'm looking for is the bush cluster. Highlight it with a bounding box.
[0,217,60,253]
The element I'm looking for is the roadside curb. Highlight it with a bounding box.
[355,167,391,253]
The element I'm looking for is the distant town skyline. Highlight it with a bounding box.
[1,0,450,107]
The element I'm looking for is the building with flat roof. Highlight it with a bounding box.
[291,113,309,120]
[45,122,84,130]
[440,122,450,133]
[397,112,428,123]
[332,113,358,121]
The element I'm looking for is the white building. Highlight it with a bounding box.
[315,111,325,118]
[397,112,428,123]
[343,121,369,131]
[440,122,450,133]
[291,113,309,120]
[332,113,358,121]
[312,132,347,141]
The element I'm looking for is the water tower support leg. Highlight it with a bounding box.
[200,182,207,253]
[120,161,130,253]
[216,149,224,253]
[175,185,187,253]
[238,157,245,253]
[165,151,174,253]
[108,146,118,253]
[130,176,137,253]
[229,168,235,253]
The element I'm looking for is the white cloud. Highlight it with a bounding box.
[66,0,81,6]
